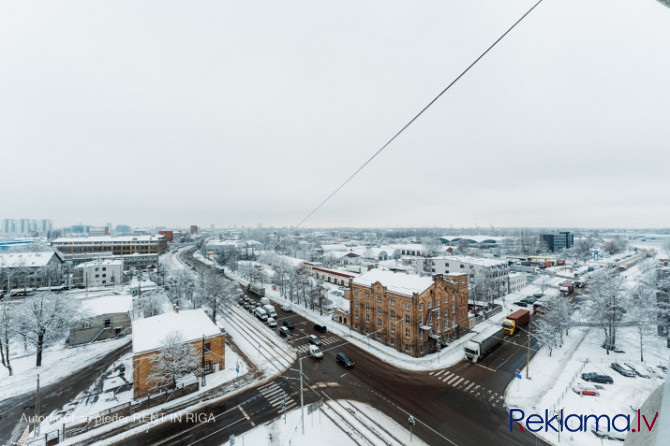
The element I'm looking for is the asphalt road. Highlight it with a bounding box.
[0,341,131,446]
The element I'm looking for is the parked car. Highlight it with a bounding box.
[314,324,327,333]
[624,362,650,378]
[581,372,614,384]
[513,301,528,307]
[308,335,322,346]
[283,319,295,330]
[281,303,293,312]
[611,362,636,377]
[572,384,599,396]
[266,317,277,328]
[279,326,291,338]
[237,298,245,305]
[254,307,268,321]
[336,352,354,368]
[308,345,323,359]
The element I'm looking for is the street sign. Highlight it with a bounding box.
[408,415,416,426]
[594,251,599,261]
[515,369,522,380]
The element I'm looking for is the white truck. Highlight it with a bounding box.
[263,304,277,318]
[464,325,504,363]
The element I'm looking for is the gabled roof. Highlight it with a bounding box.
[132,309,221,354]
[0,251,62,268]
[352,269,433,297]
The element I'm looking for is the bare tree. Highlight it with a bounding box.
[13,292,80,367]
[585,271,626,353]
[0,303,13,375]
[148,331,200,391]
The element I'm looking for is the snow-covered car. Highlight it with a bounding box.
[572,384,599,396]
[581,372,613,384]
[611,362,636,377]
[266,317,277,328]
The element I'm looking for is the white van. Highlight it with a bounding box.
[308,345,323,359]
[281,303,292,312]
[263,304,277,318]
[254,307,268,320]
[260,297,270,306]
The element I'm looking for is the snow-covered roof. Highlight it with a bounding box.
[277,255,306,268]
[132,309,221,354]
[81,294,133,316]
[75,258,123,268]
[352,269,433,297]
[0,251,60,268]
[432,255,507,267]
[53,235,163,243]
[321,244,349,252]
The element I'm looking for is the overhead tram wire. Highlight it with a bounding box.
[296,0,545,228]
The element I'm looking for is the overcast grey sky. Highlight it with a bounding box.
[1,0,669,230]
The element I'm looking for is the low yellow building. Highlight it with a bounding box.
[131,309,225,399]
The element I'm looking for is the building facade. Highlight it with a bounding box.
[346,269,469,357]
[0,251,64,291]
[52,235,167,257]
[540,232,574,253]
[508,272,527,293]
[73,259,123,287]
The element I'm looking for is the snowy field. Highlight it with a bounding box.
[506,245,670,446]
[218,400,428,446]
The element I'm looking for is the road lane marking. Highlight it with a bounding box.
[465,382,475,391]
[446,375,460,385]
[238,405,255,427]
[475,363,496,372]
[452,377,465,387]
[435,369,446,377]
[429,371,435,376]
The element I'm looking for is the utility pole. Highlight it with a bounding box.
[201,336,206,387]
[300,357,304,434]
[526,323,531,379]
[35,373,40,435]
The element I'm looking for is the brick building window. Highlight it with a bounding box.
[390,310,395,320]
[405,327,410,339]
[365,314,370,323]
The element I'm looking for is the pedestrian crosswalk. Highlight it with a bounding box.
[294,336,339,354]
[258,382,296,413]
[427,369,505,408]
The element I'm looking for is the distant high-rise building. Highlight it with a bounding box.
[0,218,52,234]
[540,232,574,253]
[190,225,198,235]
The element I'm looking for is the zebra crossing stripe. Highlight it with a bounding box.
[465,382,475,391]
[441,373,452,382]
[452,377,465,387]
[435,370,446,377]
[429,371,435,376]
[446,375,460,385]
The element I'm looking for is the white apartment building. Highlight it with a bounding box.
[508,272,527,293]
[74,259,123,287]
[429,255,510,300]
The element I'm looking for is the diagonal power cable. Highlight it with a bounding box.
[296,0,544,228]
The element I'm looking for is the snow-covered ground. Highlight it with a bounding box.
[218,400,428,446]
[506,248,670,446]
[0,337,130,401]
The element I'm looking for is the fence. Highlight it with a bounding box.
[63,381,198,439]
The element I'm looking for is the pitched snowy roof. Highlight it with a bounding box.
[352,269,433,297]
[80,294,133,316]
[132,309,221,354]
[0,251,60,268]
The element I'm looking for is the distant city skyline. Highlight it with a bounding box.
[2,1,669,229]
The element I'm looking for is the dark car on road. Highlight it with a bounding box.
[308,335,322,346]
[336,352,354,368]
[581,372,614,384]
[279,326,291,338]
[283,319,295,330]
[314,324,327,333]
[611,362,637,377]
